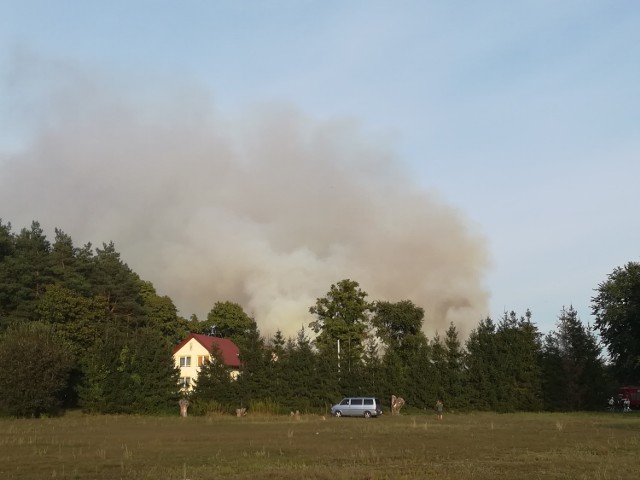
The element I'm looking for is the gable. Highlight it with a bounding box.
[174,333,241,368]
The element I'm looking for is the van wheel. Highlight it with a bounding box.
[364,411,371,418]
[334,411,342,417]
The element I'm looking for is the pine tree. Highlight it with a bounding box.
[88,242,146,328]
[78,327,180,414]
[286,327,322,412]
[465,318,500,410]
[2,222,53,322]
[126,328,181,414]
[405,338,434,410]
[190,344,237,414]
[234,320,269,409]
[541,306,607,410]
[139,280,189,346]
[266,330,288,406]
[0,220,16,326]
[443,323,467,409]
[494,311,542,411]
[50,228,90,295]
[430,334,447,403]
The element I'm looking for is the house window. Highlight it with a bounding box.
[179,377,191,388]
[179,356,191,367]
[197,355,210,366]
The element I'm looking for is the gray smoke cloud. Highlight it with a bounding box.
[0,53,490,338]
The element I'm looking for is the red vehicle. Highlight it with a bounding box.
[618,386,640,409]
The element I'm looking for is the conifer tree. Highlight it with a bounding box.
[50,228,90,295]
[286,327,320,412]
[443,323,467,409]
[88,242,146,328]
[190,344,237,413]
[139,280,189,346]
[234,318,269,408]
[266,330,288,405]
[494,311,542,411]
[465,318,500,410]
[405,338,434,410]
[430,333,447,403]
[2,222,53,322]
[541,306,606,410]
[79,327,180,414]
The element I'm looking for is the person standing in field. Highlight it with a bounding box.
[435,399,444,421]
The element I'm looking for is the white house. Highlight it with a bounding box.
[173,333,241,391]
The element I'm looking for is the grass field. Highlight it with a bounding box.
[0,410,638,479]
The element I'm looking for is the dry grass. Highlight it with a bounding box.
[0,411,638,479]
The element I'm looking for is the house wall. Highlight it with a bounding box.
[173,338,240,391]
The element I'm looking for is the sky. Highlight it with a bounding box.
[1,0,638,339]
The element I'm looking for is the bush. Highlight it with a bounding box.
[248,399,282,415]
[78,327,180,414]
[0,321,73,417]
[189,399,230,416]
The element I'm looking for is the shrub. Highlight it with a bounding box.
[0,321,73,417]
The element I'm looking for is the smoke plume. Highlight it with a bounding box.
[0,54,490,338]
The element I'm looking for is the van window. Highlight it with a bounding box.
[340,398,350,405]
[351,398,363,406]
[364,398,373,406]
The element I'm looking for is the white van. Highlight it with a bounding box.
[331,397,383,418]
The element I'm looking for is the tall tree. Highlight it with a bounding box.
[0,220,16,325]
[50,228,90,295]
[429,334,447,403]
[361,336,383,399]
[373,300,425,351]
[139,280,189,346]
[592,262,640,383]
[265,330,288,406]
[465,318,500,410]
[236,333,269,408]
[78,327,180,414]
[284,327,321,412]
[0,220,13,262]
[309,279,372,380]
[495,310,542,411]
[541,306,607,410]
[2,221,53,322]
[190,344,237,413]
[126,328,182,414]
[373,299,429,408]
[443,323,467,409]
[205,301,256,347]
[88,242,146,327]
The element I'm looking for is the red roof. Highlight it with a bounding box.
[173,333,241,368]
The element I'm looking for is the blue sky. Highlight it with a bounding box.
[1,1,639,336]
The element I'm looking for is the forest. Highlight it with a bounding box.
[0,219,638,417]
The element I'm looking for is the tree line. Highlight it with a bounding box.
[0,219,638,417]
